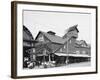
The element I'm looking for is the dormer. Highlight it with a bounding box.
[47,31,56,35]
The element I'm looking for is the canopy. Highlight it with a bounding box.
[54,53,91,58]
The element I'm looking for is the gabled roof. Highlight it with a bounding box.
[67,24,79,33]
[35,31,67,44]
[35,31,70,53]
[74,40,90,49]
[63,25,79,39]
[75,40,88,48]
[23,25,34,41]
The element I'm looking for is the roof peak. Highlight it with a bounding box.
[67,24,79,33]
[36,30,67,44]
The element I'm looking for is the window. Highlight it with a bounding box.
[69,40,71,43]
[82,51,86,54]
[76,50,80,54]
[39,36,44,41]
[23,42,30,46]
[33,48,35,53]
[33,55,35,60]
[64,45,66,49]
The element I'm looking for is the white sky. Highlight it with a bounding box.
[23,10,91,44]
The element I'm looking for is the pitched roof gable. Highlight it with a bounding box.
[23,25,34,41]
[75,40,88,47]
[67,24,79,33]
[35,31,67,44]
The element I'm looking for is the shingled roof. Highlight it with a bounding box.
[23,25,34,42]
[67,24,79,33]
[35,31,67,44]
[75,40,89,48]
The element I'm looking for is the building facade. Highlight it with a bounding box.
[23,25,91,68]
[23,25,35,68]
[35,25,91,66]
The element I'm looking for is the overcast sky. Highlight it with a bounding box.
[23,10,91,44]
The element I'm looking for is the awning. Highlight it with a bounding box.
[54,53,91,58]
[54,53,67,56]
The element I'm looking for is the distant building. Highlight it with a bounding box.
[23,25,34,68]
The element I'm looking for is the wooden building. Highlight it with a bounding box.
[35,25,91,66]
[23,25,34,68]
[55,25,91,64]
[35,31,64,64]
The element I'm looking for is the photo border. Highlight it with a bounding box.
[11,1,98,79]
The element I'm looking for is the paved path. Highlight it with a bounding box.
[56,61,91,68]
[33,61,91,69]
